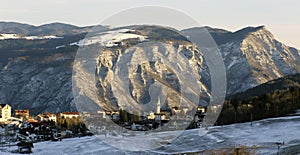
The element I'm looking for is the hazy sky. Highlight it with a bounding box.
[0,0,299,48]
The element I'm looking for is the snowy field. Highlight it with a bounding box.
[1,115,300,155]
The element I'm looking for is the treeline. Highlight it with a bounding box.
[118,109,141,122]
[56,116,88,135]
[216,86,300,125]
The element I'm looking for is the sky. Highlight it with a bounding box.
[0,0,299,48]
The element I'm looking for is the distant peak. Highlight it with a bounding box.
[181,26,230,34]
[38,22,79,28]
[254,25,266,29]
[234,25,266,34]
[203,26,231,33]
[231,25,274,41]
[253,25,268,31]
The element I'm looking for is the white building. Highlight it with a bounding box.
[15,110,30,121]
[147,112,155,120]
[36,113,57,124]
[0,104,11,122]
[60,112,80,119]
[46,113,57,123]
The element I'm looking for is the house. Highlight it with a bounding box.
[60,112,80,119]
[155,114,162,121]
[172,106,181,114]
[147,112,155,120]
[0,104,11,122]
[6,117,22,126]
[182,107,189,114]
[147,111,170,121]
[26,117,37,123]
[45,113,57,123]
[97,111,107,119]
[160,111,171,121]
[154,112,170,121]
[36,114,45,122]
[36,113,57,124]
[15,110,30,121]
[195,106,207,121]
[81,112,91,117]
[197,106,206,113]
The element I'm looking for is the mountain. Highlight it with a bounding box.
[77,26,211,112]
[228,73,300,100]
[0,22,102,36]
[0,22,36,35]
[0,22,299,114]
[184,26,300,94]
[0,36,84,114]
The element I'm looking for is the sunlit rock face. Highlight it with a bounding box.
[0,23,300,113]
[93,26,211,112]
[184,26,300,94]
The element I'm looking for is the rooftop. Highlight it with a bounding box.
[61,112,79,115]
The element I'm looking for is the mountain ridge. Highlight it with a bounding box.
[183,25,269,46]
[228,73,300,100]
[0,21,97,36]
[0,22,299,113]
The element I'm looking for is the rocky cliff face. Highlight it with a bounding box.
[0,56,76,114]
[0,37,82,114]
[0,23,299,113]
[184,26,300,94]
[74,26,211,112]
[0,44,76,114]
[220,26,300,94]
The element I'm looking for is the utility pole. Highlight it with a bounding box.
[234,111,237,123]
[250,113,253,126]
[275,141,284,155]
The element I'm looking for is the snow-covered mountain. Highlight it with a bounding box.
[184,26,300,94]
[0,22,299,113]
[81,26,211,111]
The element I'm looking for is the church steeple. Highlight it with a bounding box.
[157,98,160,114]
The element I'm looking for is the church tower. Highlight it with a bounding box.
[157,98,160,114]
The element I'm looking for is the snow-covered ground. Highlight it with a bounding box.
[1,115,300,154]
[55,28,147,49]
[78,28,147,47]
[0,33,62,40]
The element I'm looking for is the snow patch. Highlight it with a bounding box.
[227,56,240,70]
[70,42,79,46]
[78,29,147,47]
[25,35,62,40]
[0,33,62,40]
[0,33,21,39]
[55,45,65,49]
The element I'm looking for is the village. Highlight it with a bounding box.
[0,103,92,153]
[82,99,207,133]
[0,103,207,153]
